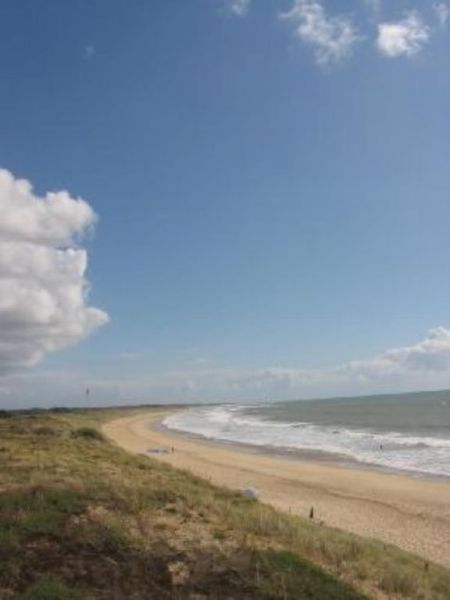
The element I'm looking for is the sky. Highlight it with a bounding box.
[1,0,450,408]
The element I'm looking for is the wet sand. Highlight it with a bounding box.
[103,409,450,568]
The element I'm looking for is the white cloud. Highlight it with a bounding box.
[340,327,450,378]
[281,0,361,65]
[377,12,430,58]
[190,327,450,398]
[3,328,450,408]
[243,327,450,386]
[226,0,251,17]
[0,168,109,374]
[433,2,450,27]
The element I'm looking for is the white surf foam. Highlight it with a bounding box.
[163,405,450,478]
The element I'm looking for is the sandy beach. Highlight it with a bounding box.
[103,409,450,568]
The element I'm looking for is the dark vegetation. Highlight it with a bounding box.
[0,409,448,599]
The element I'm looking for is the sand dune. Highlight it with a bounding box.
[103,409,450,568]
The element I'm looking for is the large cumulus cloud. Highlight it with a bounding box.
[0,168,109,374]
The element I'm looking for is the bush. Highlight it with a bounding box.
[33,426,58,437]
[21,580,82,600]
[379,570,416,596]
[71,427,104,441]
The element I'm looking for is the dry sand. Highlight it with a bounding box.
[103,409,450,568]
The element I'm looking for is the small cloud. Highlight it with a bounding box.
[377,12,430,58]
[281,0,361,66]
[226,0,251,17]
[433,2,450,27]
[83,44,96,60]
[119,352,143,361]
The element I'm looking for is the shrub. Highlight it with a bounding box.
[71,427,104,441]
[379,570,417,596]
[33,426,58,437]
[21,580,82,600]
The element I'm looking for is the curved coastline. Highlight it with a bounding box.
[162,405,450,481]
[103,408,450,569]
[158,412,450,483]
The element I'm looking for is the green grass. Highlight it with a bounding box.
[0,487,88,544]
[256,550,365,599]
[0,408,449,599]
[20,580,82,600]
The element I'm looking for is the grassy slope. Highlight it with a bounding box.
[0,409,448,599]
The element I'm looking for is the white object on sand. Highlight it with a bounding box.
[241,486,258,498]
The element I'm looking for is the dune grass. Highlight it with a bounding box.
[0,408,449,599]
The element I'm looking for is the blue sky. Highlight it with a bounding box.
[1,0,450,407]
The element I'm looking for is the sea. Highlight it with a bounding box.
[163,390,450,479]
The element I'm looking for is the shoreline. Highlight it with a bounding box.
[103,408,450,568]
[158,418,450,484]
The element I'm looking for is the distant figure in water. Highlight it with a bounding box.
[380,444,383,451]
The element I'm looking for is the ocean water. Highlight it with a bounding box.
[163,390,450,478]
